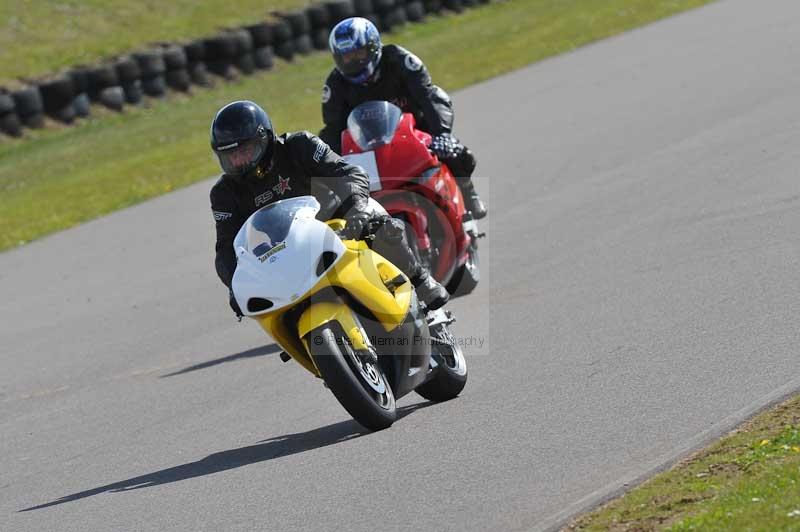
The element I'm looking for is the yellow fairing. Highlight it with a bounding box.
[253,234,412,377]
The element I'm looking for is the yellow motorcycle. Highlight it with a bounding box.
[231,196,467,430]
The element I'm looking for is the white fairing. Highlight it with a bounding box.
[231,196,346,316]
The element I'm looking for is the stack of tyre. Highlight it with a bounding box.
[38,75,78,124]
[0,89,22,137]
[1,0,490,138]
[245,23,275,70]
[184,40,211,87]
[10,86,46,130]
[204,32,239,79]
[114,56,143,105]
[162,45,192,92]
[135,49,169,98]
[270,19,295,61]
[87,63,125,111]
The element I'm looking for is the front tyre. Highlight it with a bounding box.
[415,324,468,402]
[308,323,396,431]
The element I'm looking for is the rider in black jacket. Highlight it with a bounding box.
[319,17,487,219]
[209,100,449,317]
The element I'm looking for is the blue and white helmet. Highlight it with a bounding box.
[329,17,383,84]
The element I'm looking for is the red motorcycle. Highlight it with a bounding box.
[340,100,481,296]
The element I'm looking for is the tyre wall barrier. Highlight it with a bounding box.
[1,0,490,138]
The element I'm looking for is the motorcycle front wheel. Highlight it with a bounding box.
[308,323,397,431]
[415,323,468,402]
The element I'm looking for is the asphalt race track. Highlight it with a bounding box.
[2,1,800,530]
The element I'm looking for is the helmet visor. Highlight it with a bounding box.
[335,48,372,78]
[215,138,265,176]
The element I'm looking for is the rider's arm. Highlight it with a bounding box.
[210,180,243,289]
[290,132,370,215]
[319,72,349,154]
[392,45,454,135]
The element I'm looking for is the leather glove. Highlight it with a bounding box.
[430,133,463,160]
[229,290,243,320]
[341,210,374,240]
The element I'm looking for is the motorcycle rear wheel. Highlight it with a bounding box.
[308,323,397,431]
[447,241,480,297]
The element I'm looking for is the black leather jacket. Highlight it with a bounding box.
[319,44,454,153]
[210,131,369,288]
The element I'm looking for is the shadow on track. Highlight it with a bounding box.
[160,344,282,378]
[20,401,435,512]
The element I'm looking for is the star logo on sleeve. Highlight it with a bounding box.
[273,176,292,196]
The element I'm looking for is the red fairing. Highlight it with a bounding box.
[341,114,437,184]
[341,112,471,286]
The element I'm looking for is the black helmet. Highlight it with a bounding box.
[211,100,275,177]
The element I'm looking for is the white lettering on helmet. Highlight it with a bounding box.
[213,210,232,221]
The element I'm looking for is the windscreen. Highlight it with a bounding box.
[346,101,403,151]
[233,196,319,259]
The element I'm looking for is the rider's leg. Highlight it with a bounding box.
[441,146,487,220]
[370,214,449,311]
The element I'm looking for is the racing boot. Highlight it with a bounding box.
[459,179,487,220]
[412,271,450,311]
[450,147,487,220]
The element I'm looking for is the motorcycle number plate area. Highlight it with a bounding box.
[343,151,382,191]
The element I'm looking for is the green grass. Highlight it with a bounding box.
[0,0,715,251]
[568,395,800,531]
[0,0,310,83]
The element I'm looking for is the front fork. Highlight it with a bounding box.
[425,308,457,371]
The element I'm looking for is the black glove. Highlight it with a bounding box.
[341,210,374,240]
[229,290,243,320]
[430,133,464,160]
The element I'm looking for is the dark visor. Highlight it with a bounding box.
[216,139,265,175]
[336,48,371,76]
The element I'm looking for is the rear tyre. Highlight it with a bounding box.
[446,241,479,296]
[308,323,396,431]
[415,324,467,402]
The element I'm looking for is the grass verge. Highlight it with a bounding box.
[567,394,800,531]
[0,0,715,251]
[0,0,310,83]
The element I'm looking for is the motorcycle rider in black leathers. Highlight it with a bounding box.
[319,17,487,219]
[209,100,449,317]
